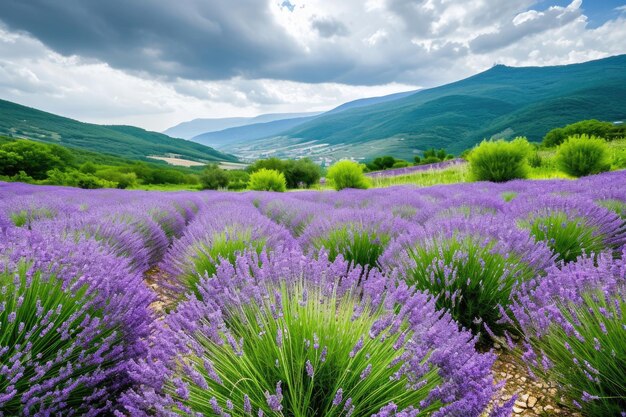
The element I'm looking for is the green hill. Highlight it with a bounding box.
[0,99,237,163]
[234,55,626,160]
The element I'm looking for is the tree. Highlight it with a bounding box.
[80,161,97,174]
[248,157,285,173]
[283,158,321,188]
[199,165,229,190]
[543,120,622,147]
[0,140,70,180]
[370,156,396,171]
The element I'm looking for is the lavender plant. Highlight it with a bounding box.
[510,251,626,416]
[300,209,410,270]
[382,215,554,342]
[122,251,507,417]
[0,228,154,415]
[510,196,626,263]
[160,204,294,295]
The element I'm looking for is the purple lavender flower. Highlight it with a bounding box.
[511,249,626,415]
[124,249,502,416]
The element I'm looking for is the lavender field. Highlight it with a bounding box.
[1,172,625,417]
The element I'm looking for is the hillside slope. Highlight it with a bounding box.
[164,112,320,139]
[234,55,626,161]
[0,99,237,162]
[190,89,420,150]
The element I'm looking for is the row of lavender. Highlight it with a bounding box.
[1,171,625,416]
[364,158,465,178]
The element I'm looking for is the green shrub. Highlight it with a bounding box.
[391,160,409,168]
[369,155,396,170]
[413,155,421,164]
[45,168,114,189]
[0,140,73,179]
[226,170,250,190]
[283,158,321,188]
[79,161,98,174]
[543,119,625,147]
[199,165,229,190]
[248,168,287,192]
[326,160,369,190]
[420,156,442,165]
[248,158,321,189]
[468,138,531,182]
[248,157,284,173]
[10,170,34,183]
[527,152,542,168]
[94,168,138,189]
[555,135,611,177]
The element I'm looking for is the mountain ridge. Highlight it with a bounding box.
[0,99,237,163]
[227,54,626,161]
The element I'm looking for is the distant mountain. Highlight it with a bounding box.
[323,90,418,115]
[0,99,237,163]
[192,115,318,149]
[190,89,420,150]
[163,112,320,139]
[229,54,626,161]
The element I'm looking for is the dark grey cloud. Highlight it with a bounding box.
[0,0,615,89]
[0,0,303,81]
[311,16,349,38]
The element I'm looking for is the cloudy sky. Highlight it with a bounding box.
[0,0,625,131]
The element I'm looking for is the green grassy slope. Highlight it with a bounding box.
[274,54,626,158]
[0,99,237,162]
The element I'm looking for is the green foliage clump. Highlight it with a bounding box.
[0,140,73,179]
[283,158,321,188]
[543,119,625,147]
[410,149,454,166]
[79,161,97,174]
[391,160,409,168]
[468,138,531,182]
[225,170,250,190]
[45,168,115,189]
[420,156,442,165]
[555,135,611,177]
[367,155,396,171]
[522,212,604,263]
[248,168,287,192]
[326,160,369,190]
[527,151,542,168]
[199,164,229,190]
[248,158,321,188]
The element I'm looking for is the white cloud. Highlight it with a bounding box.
[0,1,625,131]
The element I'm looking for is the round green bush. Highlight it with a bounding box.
[468,138,531,182]
[247,168,287,192]
[555,134,611,177]
[326,160,368,190]
[199,166,229,190]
